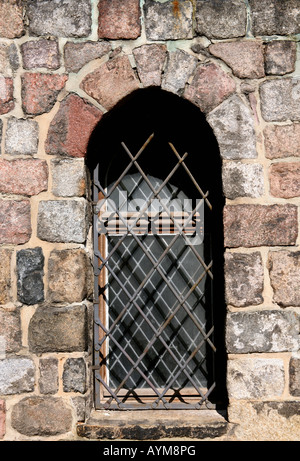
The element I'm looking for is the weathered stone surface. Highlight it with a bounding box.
[51,158,86,197]
[64,41,111,73]
[265,41,297,75]
[269,162,300,198]
[11,396,72,436]
[21,73,68,115]
[27,0,91,38]
[45,93,102,158]
[268,250,300,307]
[0,400,5,439]
[0,200,31,244]
[249,0,300,36]
[209,41,265,79]
[98,0,141,39]
[37,200,87,243]
[226,310,300,353]
[224,252,264,307]
[28,305,87,353]
[207,95,257,159]
[144,0,194,41]
[289,356,300,397]
[224,204,298,248]
[0,310,21,354]
[63,358,86,393]
[21,39,60,70]
[260,78,300,122]
[80,55,140,110]
[71,396,86,422]
[5,117,39,156]
[39,358,59,395]
[227,357,285,399]
[162,49,197,95]
[0,43,19,76]
[222,162,264,199]
[0,159,48,196]
[133,44,167,87]
[48,249,92,303]
[264,123,300,159]
[0,357,35,395]
[17,247,44,305]
[0,249,12,305]
[0,0,24,38]
[184,62,236,113]
[0,76,14,114]
[196,0,247,39]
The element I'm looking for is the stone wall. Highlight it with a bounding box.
[0,0,299,441]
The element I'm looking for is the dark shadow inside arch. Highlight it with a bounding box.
[86,87,227,411]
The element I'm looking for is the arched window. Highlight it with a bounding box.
[87,88,226,410]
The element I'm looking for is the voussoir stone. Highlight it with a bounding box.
[0,357,35,395]
[133,44,167,87]
[222,162,264,199]
[249,0,300,36]
[98,0,141,39]
[17,247,44,305]
[162,49,198,95]
[265,41,297,76]
[0,76,14,114]
[64,41,112,73]
[0,159,48,196]
[5,117,39,156]
[0,309,21,354]
[268,250,300,307]
[260,78,300,122]
[0,248,12,305]
[21,39,60,70]
[11,396,72,436]
[264,123,300,159]
[224,204,298,248]
[0,0,24,38]
[0,200,31,244]
[269,162,300,198]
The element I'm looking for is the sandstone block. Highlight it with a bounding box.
[64,41,111,73]
[133,44,167,87]
[249,0,300,36]
[224,204,298,248]
[289,356,300,397]
[98,0,141,39]
[21,39,60,70]
[222,162,264,199]
[224,252,264,307]
[264,123,300,159]
[17,247,44,305]
[260,78,300,122]
[265,41,297,75]
[45,93,102,158]
[268,250,300,307]
[39,358,59,395]
[63,358,86,394]
[0,76,14,115]
[162,49,197,95]
[0,0,24,38]
[0,400,5,439]
[11,396,72,436]
[0,159,48,196]
[0,248,12,305]
[51,158,86,197]
[269,162,300,198]
[37,200,87,243]
[27,0,91,38]
[0,310,21,354]
[0,200,31,244]
[5,117,39,156]
[0,357,35,395]
[28,305,87,353]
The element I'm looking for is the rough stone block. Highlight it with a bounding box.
[265,41,297,76]
[227,357,285,399]
[143,0,194,41]
[222,162,264,199]
[27,0,92,38]
[0,76,14,114]
[162,49,197,95]
[45,93,102,158]
[133,44,167,88]
[224,204,298,248]
[5,117,39,156]
[0,200,31,244]
[0,0,24,38]
[98,0,141,39]
[48,249,92,303]
[269,162,300,198]
[264,123,300,159]
[11,396,72,436]
[21,39,60,70]
[51,158,86,197]
[17,247,44,305]
[184,62,236,113]
[21,73,68,115]
[64,41,111,73]
[0,310,21,354]
[0,400,5,439]
[224,252,264,307]
[260,78,300,122]
[268,250,300,307]
[289,356,300,396]
[39,358,59,395]
[80,55,140,111]
[196,0,247,39]
[0,159,48,196]
[63,358,86,394]
[209,41,265,79]
[71,396,86,422]
[249,0,300,36]
[0,43,19,76]
[0,357,35,395]
[28,305,87,353]
[207,95,257,159]
[0,248,12,305]
[226,310,300,354]
[37,200,87,243]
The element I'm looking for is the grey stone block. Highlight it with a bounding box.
[222,162,264,199]
[51,159,86,197]
[63,358,86,393]
[0,357,35,395]
[39,358,59,395]
[5,117,39,156]
[161,49,198,95]
[250,0,300,36]
[260,78,300,122]
[17,247,44,305]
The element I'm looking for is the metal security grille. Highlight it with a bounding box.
[92,134,216,410]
